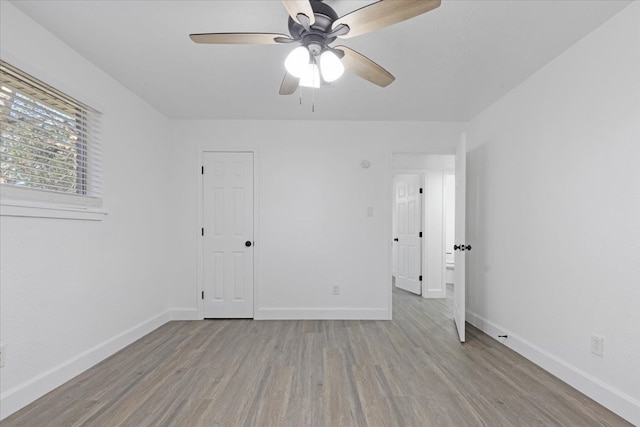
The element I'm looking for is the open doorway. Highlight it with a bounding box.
[391,154,455,301]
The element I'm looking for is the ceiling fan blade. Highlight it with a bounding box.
[189,33,292,45]
[279,72,300,95]
[282,0,316,26]
[335,46,395,87]
[333,0,441,39]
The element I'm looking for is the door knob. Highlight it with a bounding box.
[394,238,399,242]
[245,241,252,247]
[454,244,472,251]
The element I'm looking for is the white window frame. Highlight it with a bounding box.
[0,60,105,221]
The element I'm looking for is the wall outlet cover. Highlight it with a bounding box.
[591,335,604,357]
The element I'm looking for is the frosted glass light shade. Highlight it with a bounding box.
[284,46,310,78]
[299,64,321,88]
[320,50,344,82]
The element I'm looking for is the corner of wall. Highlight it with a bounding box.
[0,311,170,420]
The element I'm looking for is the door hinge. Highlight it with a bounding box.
[419,188,423,194]
[419,231,423,238]
[419,275,423,281]
[201,166,204,174]
[201,228,204,236]
[201,291,204,300]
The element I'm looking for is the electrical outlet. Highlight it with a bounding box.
[332,284,340,295]
[0,343,6,368]
[591,335,604,357]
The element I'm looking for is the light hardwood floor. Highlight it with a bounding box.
[3,286,631,426]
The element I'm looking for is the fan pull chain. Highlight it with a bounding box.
[295,86,315,113]
[311,65,317,113]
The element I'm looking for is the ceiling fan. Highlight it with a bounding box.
[189,0,441,95]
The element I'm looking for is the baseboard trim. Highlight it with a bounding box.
[255,307,390,320]
[169,308,198,321]
[466,310,640,426]
[422,289,446,299]
[0,311,170,420]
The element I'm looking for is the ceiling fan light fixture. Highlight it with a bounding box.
[299,64,321,88]
[319,50,344,82]
[191,0,443,94]
[284,46,310,78]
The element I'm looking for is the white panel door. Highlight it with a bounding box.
[454,135,467,342]
[203,152,254,318]
[395,174,422,295]
[392,176,399,276]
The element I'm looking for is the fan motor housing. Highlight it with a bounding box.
[288,0,339,47]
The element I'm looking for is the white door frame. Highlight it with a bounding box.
[393,167,450,299]
[390,151,460,317]
[197,146,260,320]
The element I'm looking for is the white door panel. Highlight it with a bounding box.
[454,136,467,342]
[395,174,422,295]
[203,152,254,318]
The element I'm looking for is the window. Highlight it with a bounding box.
[0,60,103,217]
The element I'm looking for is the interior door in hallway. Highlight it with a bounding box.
[202,152,254,318]
[454,135,467,342]
[395,174,422,295]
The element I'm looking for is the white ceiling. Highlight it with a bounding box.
[10,0,631,121]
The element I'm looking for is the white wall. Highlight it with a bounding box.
[464,2,640,424]
[392,154,454,171]
[0,3,173,418]
[444,173,455,267]
[168,121,463,318]
[8,0,638,423]
[422,169,445,298]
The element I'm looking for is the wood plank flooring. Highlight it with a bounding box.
[3,287,631,426]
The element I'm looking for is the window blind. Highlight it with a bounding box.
[0,60,102,198]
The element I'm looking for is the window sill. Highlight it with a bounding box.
[0,185,106,221]
[0,200,107,221]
